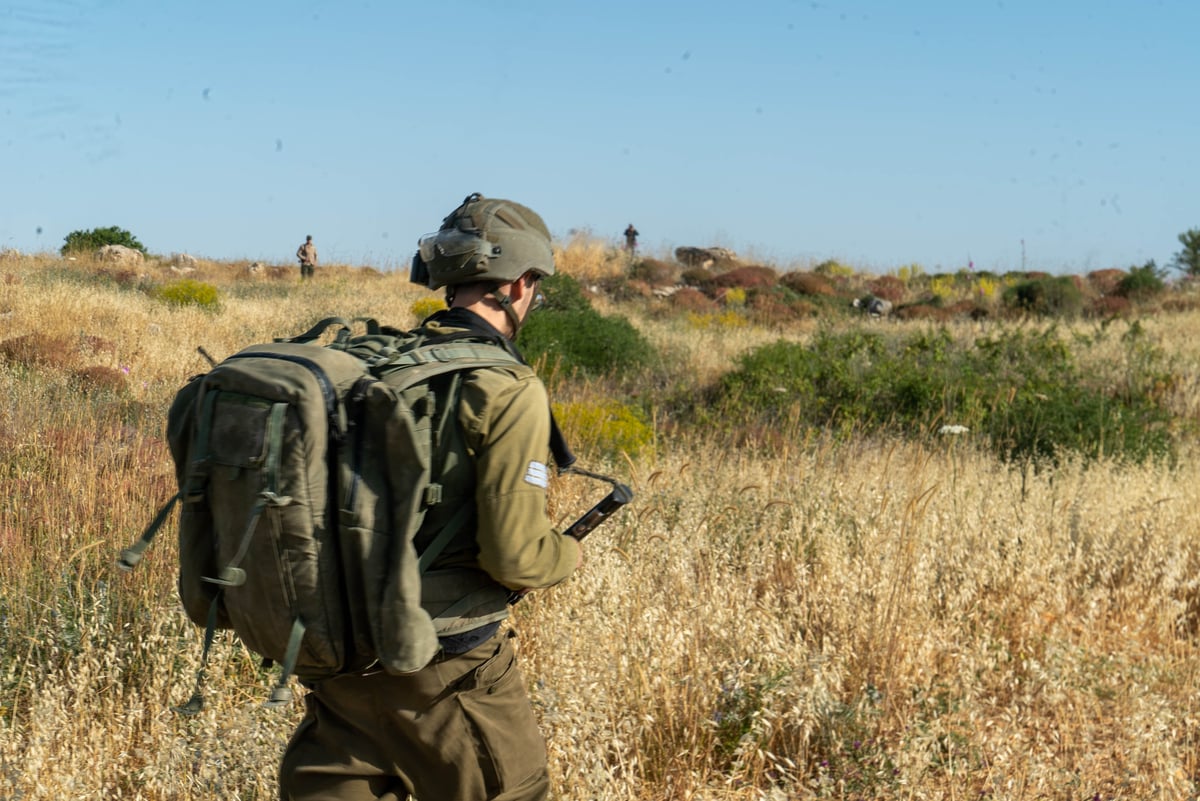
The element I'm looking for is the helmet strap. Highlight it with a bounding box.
[489,287,524,339]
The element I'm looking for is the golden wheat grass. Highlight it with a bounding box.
[1,252,1198,799]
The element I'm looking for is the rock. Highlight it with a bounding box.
[97,245,144,264]
[853,296,893,318]
[674,246,741,270]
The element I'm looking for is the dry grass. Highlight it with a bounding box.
[1,251,1199,799]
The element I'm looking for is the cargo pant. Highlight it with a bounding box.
[279,631,550,801]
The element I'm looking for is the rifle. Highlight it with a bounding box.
[509,464,633,604]
[558,467,634,541]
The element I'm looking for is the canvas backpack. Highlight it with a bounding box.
[119,317,523,711]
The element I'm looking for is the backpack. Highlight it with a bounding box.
[119,317,522,712]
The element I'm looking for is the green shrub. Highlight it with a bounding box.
[703,325,1174,463]
[1115,260,1165,300]
[813,259,854,279]
[1001,275,1083,318]
[552,399,654,459]
[150,279,220,310]
[61,226,147,256]
[519,273,655,377]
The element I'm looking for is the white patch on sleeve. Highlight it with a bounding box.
[524,460,549,489]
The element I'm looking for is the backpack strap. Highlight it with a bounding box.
[117,491,180,571]
[416,502,473,575]
[173,592,223,715]
[276,316,353,344]
[206,402,294,587]
[406,332,577,468]
[264,618,306,708]
[280,316,382,344]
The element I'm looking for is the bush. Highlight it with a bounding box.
[1114,260,1165,300]
[702,326,1174,463]
[813,259,854,278]
[1087,268,1126,296]
[866,275,906,303]
[518,272,655,377]
[0,333,74,368]
[1001,275,1084,318]
[669,287,717,313]
[60,226,147,256]
[150,279,221,310]
[711,266,778,289]
[628,258,678,286]
[552,399,654,459]
[780,271,835,297]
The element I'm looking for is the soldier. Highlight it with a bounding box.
[279,193,581,801]
[296,235,317,280]
[623,223,639,252]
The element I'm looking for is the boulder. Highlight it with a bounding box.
[674,246,741,270]
[853,296,893,317]
[97,245,144,264]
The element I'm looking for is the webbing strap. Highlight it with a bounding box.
[174,593,222,716]
[190,388,220,471]
[417,502,473,574]
[277,316,352,344]
[263,402,288,494]
[264,618,306,709]
[117,492,179,571]
[206,403,292,587]
[205,496,265,587]
[380,342,517,373]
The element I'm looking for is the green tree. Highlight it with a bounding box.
[1171,227,1200,276]
[60,225,147,256]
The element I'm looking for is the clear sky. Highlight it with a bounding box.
[2,0,1197,274]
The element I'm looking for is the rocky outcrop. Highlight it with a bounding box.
[97,245,144,264]
[674,246,740,270]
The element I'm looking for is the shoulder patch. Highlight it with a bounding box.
[524,460,549,489]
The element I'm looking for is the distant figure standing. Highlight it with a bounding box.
[623,223,639,253]
[296,235,317,280]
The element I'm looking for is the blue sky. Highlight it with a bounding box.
[2,0,1197,274]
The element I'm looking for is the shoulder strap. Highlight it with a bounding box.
[277,316,383,344]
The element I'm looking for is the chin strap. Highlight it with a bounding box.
[488,287,524,338]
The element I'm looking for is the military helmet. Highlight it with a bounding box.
[410,193,555,290]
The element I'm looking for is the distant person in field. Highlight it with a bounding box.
[296,235,317,280]
[623,223,639,253]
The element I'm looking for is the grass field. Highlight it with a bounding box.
[1,249,1198,799]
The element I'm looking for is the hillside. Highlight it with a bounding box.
[1,247,1198,799]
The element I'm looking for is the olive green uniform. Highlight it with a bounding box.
[279,312,579,801]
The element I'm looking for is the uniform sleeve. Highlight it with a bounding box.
[463,370,579,590]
